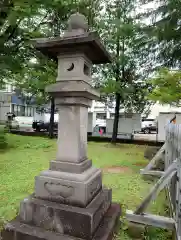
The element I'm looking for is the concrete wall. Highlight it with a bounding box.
[88,112,96,133]
[132,113,142,132]
[0,103,10,122]
[106,113,141,134]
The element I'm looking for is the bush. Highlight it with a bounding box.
[0,127,8,150]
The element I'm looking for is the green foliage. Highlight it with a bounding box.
[143,0,181,67]
[124,81,153,116]
[1,0,152,113]
[13,57,57,105]
[157,0,181,67]
[0,0,44,84]
[0,127,7,150]
[149,68,181,106]
[97,0,152,115]
[2,0,102,105]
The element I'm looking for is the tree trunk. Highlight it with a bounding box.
[111,93,121,143]
[111,6,121,144]
[49,97,55,138]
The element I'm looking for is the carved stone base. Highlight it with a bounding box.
[35,167,102,207]
[19,188,111,239]
[1,203,121,240]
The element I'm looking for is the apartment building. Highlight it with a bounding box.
[0,84,36,122]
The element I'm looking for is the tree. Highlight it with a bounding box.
[8,0,102,136]
[149,68,181,106]
[142,0,181,67]
[124,81,153,117]
[0,0,102,83]
[98,0,151,142]
[0,0,45,85]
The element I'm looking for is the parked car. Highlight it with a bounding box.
[32,121,58,132]
[15,116,33,128]
[141,119,157,134]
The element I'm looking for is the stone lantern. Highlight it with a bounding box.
[2,13,121,240]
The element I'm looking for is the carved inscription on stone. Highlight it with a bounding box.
[89,176,101,197]
[44,182,74,199]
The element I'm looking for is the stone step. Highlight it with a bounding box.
[1,203,121,240]
[19,189,112,239]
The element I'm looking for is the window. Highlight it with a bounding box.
[28,107,32,116]
[96,113,106,120]
[13,105,21,116]
[25,106,28,116]
[20,106,25,116]
[12,104,14,113]
[142,119,154,122]
[12,104,35,117]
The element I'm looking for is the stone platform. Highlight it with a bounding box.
[1,203,121,240]
[1,189,121,240]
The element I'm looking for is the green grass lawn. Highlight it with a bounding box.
[0,134,172,239]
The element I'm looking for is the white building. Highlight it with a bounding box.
[148,103,181,119]
[88,100,124,119]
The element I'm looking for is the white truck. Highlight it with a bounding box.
[106,113,141,139]
[33,112,96,134]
